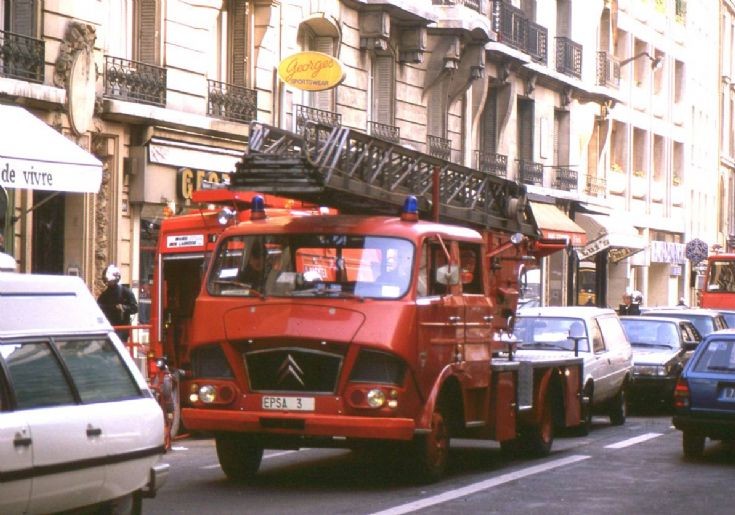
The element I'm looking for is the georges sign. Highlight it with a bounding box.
[277,51,345,91]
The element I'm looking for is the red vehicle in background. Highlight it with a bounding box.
[699,253,735,310]
[173,122,587,482]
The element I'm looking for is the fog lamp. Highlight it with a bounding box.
[199,384,217,404]
[366,388,386,408]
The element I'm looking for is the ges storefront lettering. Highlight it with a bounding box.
[178,168,229,201]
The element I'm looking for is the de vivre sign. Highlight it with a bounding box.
[277,51,346,91]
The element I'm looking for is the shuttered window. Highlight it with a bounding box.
[481,89,498,153]
[517,99,534,161]
[372,54,394,125]
[309,36,335,111]
[229,0,248,86]
[7,0,36,35]
[136,0,160,65]
[428,82,448,139]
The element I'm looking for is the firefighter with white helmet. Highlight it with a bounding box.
[97,264,138,342]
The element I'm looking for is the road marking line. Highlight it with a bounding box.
[604,432,662,449]
[369,454,590,515]
[201,450,298,470]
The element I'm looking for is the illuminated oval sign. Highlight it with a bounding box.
[277,51,345,91]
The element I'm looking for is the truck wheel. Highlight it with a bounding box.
[608,385,627,426]
[215,436,263,481]
[412,408,450,483]
[521,393,554,457]
[682,431,705,458]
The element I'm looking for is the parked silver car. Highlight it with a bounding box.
[513,306,633,434]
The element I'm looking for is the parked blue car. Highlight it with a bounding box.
[673,328,735,458]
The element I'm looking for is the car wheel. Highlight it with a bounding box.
[411,406,450,483]
[608,385,627,426]
[683,430,706,458]
[216,435,264,481]
[520,392,554,457]
[575,383,593,436]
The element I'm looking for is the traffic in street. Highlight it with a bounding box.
[149,411,734,515]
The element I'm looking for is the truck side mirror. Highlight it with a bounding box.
[436,264,459,286]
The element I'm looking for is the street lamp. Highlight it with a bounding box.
[619,51,662,70]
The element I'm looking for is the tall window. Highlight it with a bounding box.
[371,53,394,127]
[135,0,161,65]
[2,0,36,35]
[480,89,498,154]
[307,34,336,111]
[517,98,534,162]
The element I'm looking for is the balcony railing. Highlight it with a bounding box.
[493,1,528,51]
[368,121,400,144]
[518,160,544,186]
[556,37,582,79]
[427,135,452,161]
[432,0,481,12]
[585,175,607,196]
[553,167,578,191]
[527,22,548,64]
[294,104,341,136]
[597,51,620,88]
[0,30,44,83]
[207,80,257,123]
[104,56,167,107]
[475,150,508,177]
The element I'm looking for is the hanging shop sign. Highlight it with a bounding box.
[277,51,346,91]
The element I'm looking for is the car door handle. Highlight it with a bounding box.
[448,316,462,323]
[86,426,102,437]
[13,435,32,448]
[483,315,494,323]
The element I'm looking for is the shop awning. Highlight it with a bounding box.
[0,104,102,193]
[575,212,647,262]
[529,202,587,247]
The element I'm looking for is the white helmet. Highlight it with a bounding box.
[104,264,121,283]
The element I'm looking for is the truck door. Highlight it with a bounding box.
[416,238,464,398]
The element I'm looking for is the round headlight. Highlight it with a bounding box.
[199,384,217,404]
[366,389,386,408]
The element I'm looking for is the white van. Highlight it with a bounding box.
[0,272,169,515]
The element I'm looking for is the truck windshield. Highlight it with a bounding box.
[706,260,735,293]
[207,234,414,299]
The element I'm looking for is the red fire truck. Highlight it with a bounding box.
[699,252,735,309]
[170,122,586,482]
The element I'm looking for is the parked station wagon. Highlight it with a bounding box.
[0,272,169,515]
[514,306,633,434]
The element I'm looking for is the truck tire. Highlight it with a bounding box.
[412,408,450,483]
[216,436,264,481]
[682,431,705,458]
[608,384,627,426]
[521,393,554,457]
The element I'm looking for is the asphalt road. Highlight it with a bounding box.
[145,410,734,515]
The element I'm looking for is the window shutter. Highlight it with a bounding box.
[428,83,447,138]
[310,37,335,111]
[10,0,35,36]
[518,99,534,161]
[481,89,497,153]
[230,0,247,86]
[372,54,394,125]
[137,0,159,65]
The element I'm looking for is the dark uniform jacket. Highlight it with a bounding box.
[98,283,138,341]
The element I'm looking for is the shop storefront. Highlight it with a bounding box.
[0,104,102,275]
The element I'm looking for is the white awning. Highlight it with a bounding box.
[0,104,102,193]
[575,212,647,262]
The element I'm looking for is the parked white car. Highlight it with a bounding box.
[513,306,633,434]
[0,272,169,515]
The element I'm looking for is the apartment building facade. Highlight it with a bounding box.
[0,0,715,311]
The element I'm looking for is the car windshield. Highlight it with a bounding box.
[207,234,414,299]
[512,317,589,352]
[719,312,735,327]
[692,339,735,373]
[645,313,716,336]
[620,320,678,349]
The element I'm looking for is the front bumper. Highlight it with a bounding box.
[183,408,416,442]
[141,462,170,499]
[628,375,677,403]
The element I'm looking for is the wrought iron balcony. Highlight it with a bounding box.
[0,29,44,83]
[432,0,481,11]
[553,167,578,191]
[104,56,166,107]
[207,79,257,123]
[518,160,544,186]
[597,51,620,88]
[475,150,508,178]
[527,22,548,64]
[586,175,607,197]
[556,37,582,79]
[294,104,341,136]
[427,135,451,161]
[493,1,528,51]
[368,121,400,144]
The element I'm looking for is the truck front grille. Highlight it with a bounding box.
[244,348,343,394]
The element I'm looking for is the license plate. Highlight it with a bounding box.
[720,386,735,401]
[262,396,315,411]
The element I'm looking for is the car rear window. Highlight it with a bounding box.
[691,339,735,373]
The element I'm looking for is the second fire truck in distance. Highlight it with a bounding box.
[175,122,586,482]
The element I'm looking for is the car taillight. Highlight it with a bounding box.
[673,377,690,408]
